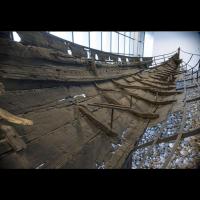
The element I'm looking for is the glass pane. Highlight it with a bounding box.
[13,32,21,42]
[138,32,141,41]
[125,37,129,55]
[125,32,129,36]
[140,42,144,56]
[140,32,145,42]
[111,32,118,54]
[134,32,139,41]
[74,32,89,47]
[102,32,110,52]
[90,32,101,50]
[143,32,154,57]
[49,31,72,41]
[137,42,141,56]
[134,40,138,55]
[130,32,134,39]
[130,39,134,55]
[119,34,124,54]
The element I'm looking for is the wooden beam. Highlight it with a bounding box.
[0,125,27,152]
[122,89,177,105]
[132,76,176,90]
[112,80,182,96]
[0,108,33,125]
[88,103,159,119]
[78,105,118,137]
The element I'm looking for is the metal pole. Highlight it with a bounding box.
[199,59,200,71]
[178,47,180,58]
[163,55,165,62]
[72,32,74,43]
[198,59,200,83]
[124,32,126,56]
[88,32,90,48]
[118,32,119,55]
[110,32,112,53]
[129,33,131,57]
[192,68,194,84]
[142,32,145,57]
[101,32,102,51]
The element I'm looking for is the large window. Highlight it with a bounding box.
[130,39,134,55]
[13,31,21,42]
[125,35,130,55]
[50,31,73,42]
[48,31,145,57]
[102,32,111,52]
[74,32,89,47]
[111,32,118,54]
[119,33,125,54]
[90,32,101,50]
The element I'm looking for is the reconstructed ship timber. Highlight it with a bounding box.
[0,31,186,169]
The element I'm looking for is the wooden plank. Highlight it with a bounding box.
[122,88,177,105]
[112,80,182,96]
[0,107,33,125]
[78,105,118,137]
[88,103,159,119]
[0,125,26,152]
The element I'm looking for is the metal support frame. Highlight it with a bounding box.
[110,32,112,53]
[101,32,102,51]
[118,33,119,55]
[124,32,126,55]
[129,32,131,57]
[88,32,90,48]
[163,55,165,62]
[72,32,74,43]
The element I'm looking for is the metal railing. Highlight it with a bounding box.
[178,49,200,82]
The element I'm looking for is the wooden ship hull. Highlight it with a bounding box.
[0,32,183,168]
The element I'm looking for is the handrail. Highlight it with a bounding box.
[153,50,178,58]
[180,49,200,56]
[183,59,200,71]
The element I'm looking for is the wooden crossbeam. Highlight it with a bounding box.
[95,83,120,92]
[122,89,177,105]
[132,76,176,90]
[112,80,182,96]
[78,105,118,137]
[88,103,159,119]
[143,78,175,86]
[138,75,175,85]
[0,108,33,125]
[101,93,121,105]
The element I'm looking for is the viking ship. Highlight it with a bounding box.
[0,31,199,169]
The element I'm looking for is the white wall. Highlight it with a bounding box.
[144,32,200,69]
